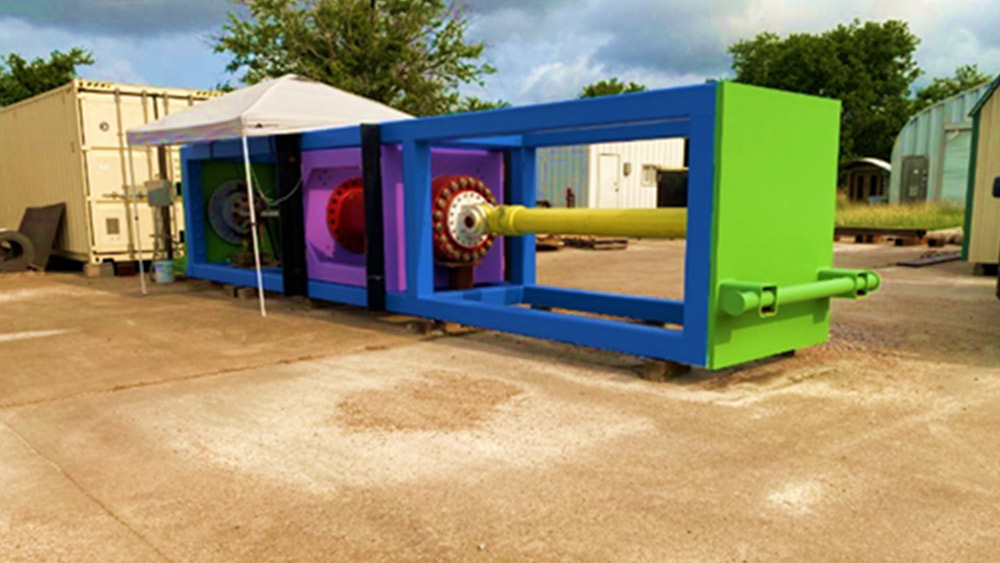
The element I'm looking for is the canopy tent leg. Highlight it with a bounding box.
[242,134,268,317]
[126,144,148,295]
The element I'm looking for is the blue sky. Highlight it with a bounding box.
[0,0,998,104]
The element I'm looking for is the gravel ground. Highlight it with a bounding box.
[0,240,998,562]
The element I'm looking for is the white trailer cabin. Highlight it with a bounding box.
[536,139,686,208]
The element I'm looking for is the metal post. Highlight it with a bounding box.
[154,93,173,260]
[242,135,267,317]
[113,90,137,261]
[125,143,147,295]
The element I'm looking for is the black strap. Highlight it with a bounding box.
[362,124,387,311]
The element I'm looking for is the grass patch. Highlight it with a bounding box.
[835,200,965,231]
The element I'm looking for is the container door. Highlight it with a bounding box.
[80,92,145,258]
[597,153,620,208]
[90,202,157,255]
[900,155,929,202]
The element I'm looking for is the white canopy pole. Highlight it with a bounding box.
[125,143,148,295]
[241,134,267,317]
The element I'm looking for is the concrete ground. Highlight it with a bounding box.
[1,241,998,562]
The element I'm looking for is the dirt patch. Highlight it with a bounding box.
[335,371,523,432]
[696,323,908,392]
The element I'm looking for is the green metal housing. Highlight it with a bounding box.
[706,83,844,369]
[199,161,278,263]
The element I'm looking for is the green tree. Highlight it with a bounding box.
[579,78,647,98]
[0,48,94,107]
[453,96,510,113]
[913,64,992,112]
[215,0,499,116]
[728,20,921,161]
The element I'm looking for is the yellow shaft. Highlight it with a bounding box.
[483,205,686,239]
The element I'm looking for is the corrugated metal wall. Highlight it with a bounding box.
[968,89,1000,265]
[889,83,991,203]
[941,128,974,198]
[536,139,685,208]
[0,83,89,259]
[536,146,588,206]
[0,79,219,263]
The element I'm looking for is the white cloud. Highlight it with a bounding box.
[0,18,230,90]
[0,0,232,35]
[2,1,998,105]
[463,0,1000,104]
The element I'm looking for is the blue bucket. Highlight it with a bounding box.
[153,260,175,283]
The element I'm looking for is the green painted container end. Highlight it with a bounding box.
[706,82,842,369]
[200,161,278,263]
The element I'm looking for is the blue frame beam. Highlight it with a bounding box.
[387,295,700,364]
[522,286,684,325]
[380,84,716,142]
[522,119,690,148]
[402,140,434,297]
[187,137,276,160]
[300,127,363,151]
[433,285,524,305]
[307,281,368,307]
[188,263,284,292]
[506,146,537,285]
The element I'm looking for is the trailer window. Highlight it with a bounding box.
[641,165,657,187]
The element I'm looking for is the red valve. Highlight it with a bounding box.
[325,174,498,264]
[325,177,367,254]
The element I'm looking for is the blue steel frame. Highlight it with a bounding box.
[299,82,719,366]
[296,129,370,308]
[180,137,284,292]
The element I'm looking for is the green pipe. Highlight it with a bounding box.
[720,270,881,317]
[778,277,860,305]
[483,205,687,239]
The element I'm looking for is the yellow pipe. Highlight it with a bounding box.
[481,205,687,239]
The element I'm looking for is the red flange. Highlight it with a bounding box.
[325,174,499,265]
[431,175,497,264]
[326,177,367,254]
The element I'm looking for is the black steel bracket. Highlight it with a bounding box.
[362,124,387,311]
[276,133,307,297]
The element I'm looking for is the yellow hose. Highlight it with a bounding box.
[483,205,687,239]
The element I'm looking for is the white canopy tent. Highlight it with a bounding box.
[127,74,411,316]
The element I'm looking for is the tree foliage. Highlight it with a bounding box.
[454,96,510,112]
[0,48,94,107]
[913,64,992,112]
[215,0,501,115]
[728,20,921,161]
[578,78,647,98]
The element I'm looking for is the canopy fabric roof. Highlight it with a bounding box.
[127,74,411,146]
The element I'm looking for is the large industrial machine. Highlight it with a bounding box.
[181,82,881,369]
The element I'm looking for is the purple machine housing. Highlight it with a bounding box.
[302,147,505,298]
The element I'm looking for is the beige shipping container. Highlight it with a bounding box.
[966,76,1000,268]
[0,79,221,264]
